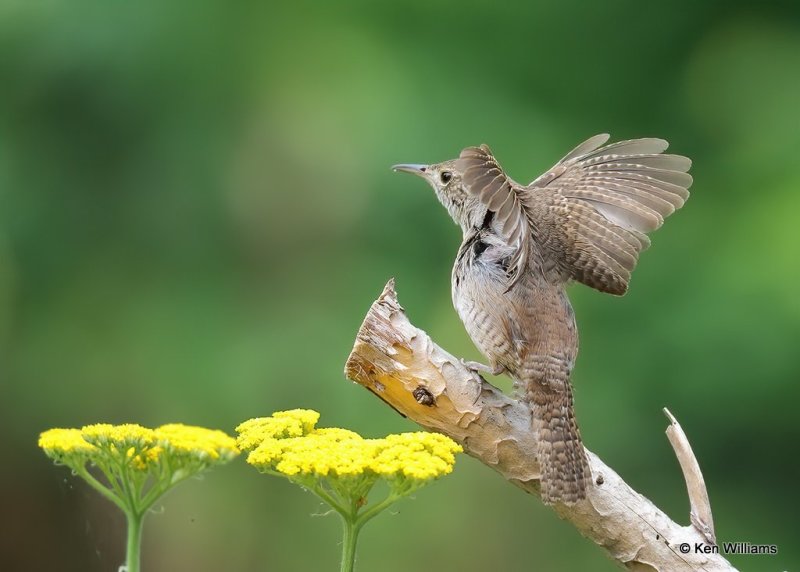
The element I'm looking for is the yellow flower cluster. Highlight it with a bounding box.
[78,423,159,470]
[38,428,97,456]
[39,423,239,474]
[81,423,156,447]
[235,409,320,450]
[155,424,239,463]
[371,432,460,481]
[237,409,462,486]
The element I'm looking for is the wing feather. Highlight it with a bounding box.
[582,153,691,172]
[456,145,530,286]
[581,175,687,208]
[559,133,610,162]
[575,181,677,215]
[582,137,668,156]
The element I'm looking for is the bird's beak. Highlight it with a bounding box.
[391,164,429,178]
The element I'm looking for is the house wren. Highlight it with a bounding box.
[393,134,691,504]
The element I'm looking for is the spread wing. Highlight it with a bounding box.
[456,134,692,295]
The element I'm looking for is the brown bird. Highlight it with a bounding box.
[393,134,691,504]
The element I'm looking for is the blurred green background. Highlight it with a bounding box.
[1,0,799,570]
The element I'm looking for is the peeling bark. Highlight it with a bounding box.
[344,280,736,572]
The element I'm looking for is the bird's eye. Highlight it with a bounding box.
[440,171,453,184]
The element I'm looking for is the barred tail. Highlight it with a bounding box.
[531,383,591,505]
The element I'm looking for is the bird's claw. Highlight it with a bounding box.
[460,358,505,376]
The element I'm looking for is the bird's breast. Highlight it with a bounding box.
[452,238,578,370]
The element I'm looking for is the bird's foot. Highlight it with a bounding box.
[460,359,505,376]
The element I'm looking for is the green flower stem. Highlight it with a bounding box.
[76,467,144,571]
[92,460,127,504]
[355,493,398,527]
[76,468,127,513]
[138,481,166,513]
[337,494,399,572]
[124,510,144,572]
[339,513,359,572]
[307,482,347,515]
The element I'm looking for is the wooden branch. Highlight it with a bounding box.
[344,279,737,572]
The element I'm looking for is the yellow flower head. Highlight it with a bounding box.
[370,432,462,482]
[236,409,320,451]
[273,409,320,433]
[81,423,156,448]
[76,423,158,471]
[238,411,462,489]
[248,428,374,478]
[155,424,239,464]
[38,428,98,461]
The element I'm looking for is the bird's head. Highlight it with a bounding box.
[392,159,486,233]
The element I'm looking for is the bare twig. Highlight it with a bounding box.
[664,408,716,545]
[344,279,736,571]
